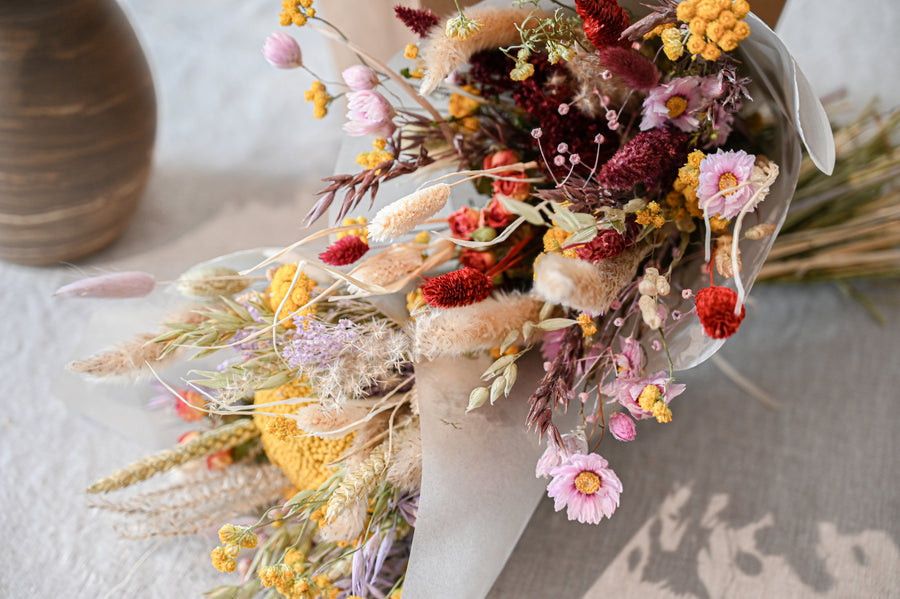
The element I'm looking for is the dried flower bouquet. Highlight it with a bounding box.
[60,1,848,598]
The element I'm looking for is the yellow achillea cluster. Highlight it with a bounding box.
[677,0,751,62]
[445,12,483,41]
[268,264,317,328]
[667,150,728,231]
[304,80,329,119]
[336,216,368,244]
[258,550,340,598]
[645,24,685,61]
[638,384,673,423]
[211,524,258,572]
[543,228,577,258]
[356,138,395,172]
[403,44,418,60]
[576,313,597,337]
[406,288,425,318]
[280,0,315,27]
[448,85,482,132]
[253,381,355,490]
[636,201,665,228]
[510,49,535,82]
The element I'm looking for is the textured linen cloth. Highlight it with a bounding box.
[0,1,897,597]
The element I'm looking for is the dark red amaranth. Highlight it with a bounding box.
[695,286,746,339]
[597,46,660,90]
[575,0,630,49]
[318,235,369,266]
[421,267,493,308]
[597,128,689,191]
[393,5,439,38]
[575,229,628,262]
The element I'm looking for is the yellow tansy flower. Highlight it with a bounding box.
[267,263,317,327]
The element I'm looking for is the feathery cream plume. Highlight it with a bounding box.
[419,7,546,95]
[368,184,451,241]
[317,501,367,544]
[413,292,543,359]
[67,306,207,379]
[348,245,424,292]
[533,247,647,315]
[714,234,742,278]
[86,419,259,494]
[290,403,375,440]
[384,418,421,493]
[87,463,289,539]
[325,442,390,522]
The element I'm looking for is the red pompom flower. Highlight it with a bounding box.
[575,0,630,50]
[318,235,369,266]
[695,286,746,339]
[422,267,493,308]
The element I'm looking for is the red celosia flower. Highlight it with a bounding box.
[422,267,493,308]
[394,5,439,38]
[318,235,369,266]
[597,128,689,191]
[597,46,660,90]
[695,286,746,339]
[576,229,628,262]
[575,0,630,50]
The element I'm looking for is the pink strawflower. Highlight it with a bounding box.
[608,413,636,441]
[261,32,303,69]
[613,335,644,380]
[546,453,622,524]
[598,46,660,91]
[536,431,588,478]
[342,65,379,91]
[343,90,396,138]
[697,149,757,219]
[641,74,723,133]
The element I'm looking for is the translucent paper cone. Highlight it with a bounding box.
[404,353,578,599]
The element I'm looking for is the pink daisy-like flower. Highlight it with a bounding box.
[640,76,706,132]
[536,431,588,478]
[696,149,757,220]
[546,453,623,524]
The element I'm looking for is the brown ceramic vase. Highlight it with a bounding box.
[0,0,156,265]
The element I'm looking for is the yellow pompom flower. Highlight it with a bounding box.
[211,546,238,573]
[677,0,751,58]
[267,264,317,327]
[404,44,418,60]
[653,401,673,423]
[701,42,722,61]
[336,216,368,244]
[253,381,355,490]
[510,61,535,82]
[661,26,685,61]
[448,85,481,119]
[638,384,661,412]
[304,80,329,119]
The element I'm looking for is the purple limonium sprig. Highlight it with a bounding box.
[282,316,359,368]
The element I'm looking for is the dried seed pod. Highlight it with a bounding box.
[715,234,742,278]
[177,266,249,299]
[744,223,777,240]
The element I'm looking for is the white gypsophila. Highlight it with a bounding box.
[368,184,451,242]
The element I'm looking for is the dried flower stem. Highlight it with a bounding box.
[86,419,259,494]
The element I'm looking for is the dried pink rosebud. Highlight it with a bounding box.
[341,65,379,91]
[609,413,636,442]
[53,271,156,298]
[261,32,303,69]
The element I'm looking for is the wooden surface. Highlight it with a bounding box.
[0,0,156,266]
